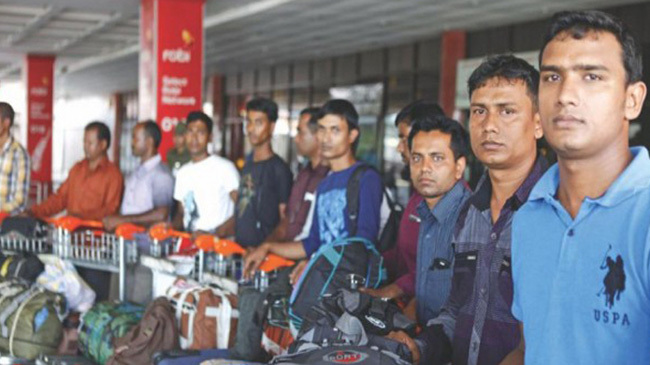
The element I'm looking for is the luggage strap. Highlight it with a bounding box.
[176,288,198,349]
[9,288,41,356]
[0,286,37,337]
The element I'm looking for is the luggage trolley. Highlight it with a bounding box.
[51,216,140,301]
[0,214,53,255]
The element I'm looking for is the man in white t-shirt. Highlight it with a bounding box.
[171,111,240,233]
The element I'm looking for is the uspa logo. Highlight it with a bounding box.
[323,350,368,364]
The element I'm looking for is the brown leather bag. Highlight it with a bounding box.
[106,297,180,365]
[167,280,238,350]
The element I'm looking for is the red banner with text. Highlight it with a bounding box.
[154,0,204,160]
[25,55,54,183]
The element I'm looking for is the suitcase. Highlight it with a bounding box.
[152,349,230,365]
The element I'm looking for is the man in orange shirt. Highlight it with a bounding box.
[28,121,123,221]
[27,121,123,301]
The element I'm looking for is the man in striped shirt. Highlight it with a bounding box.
[0,102,30,214]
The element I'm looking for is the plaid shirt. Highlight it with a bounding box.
[0,137,30,214]
[417,155,547,365]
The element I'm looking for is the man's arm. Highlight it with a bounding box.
[103,206,170,232]
[171,200,184,230]
[29,174,71,218]
[264,203,288,242]
[215,190,238,237]
[242,240,307,279]
[499,323,525,365]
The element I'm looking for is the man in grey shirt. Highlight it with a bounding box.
[103,120,174,231]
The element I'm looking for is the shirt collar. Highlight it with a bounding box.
[470,153,548,211]
[417,180,469,222]
[1,137,13,154]
[530,146,650,207]
[140,154,162,171]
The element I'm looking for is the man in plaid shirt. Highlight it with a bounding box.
[0,102,29,214]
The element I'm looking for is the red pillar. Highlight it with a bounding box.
[139,0,205,161]
[24,55,54,192]
[439,31,466,116]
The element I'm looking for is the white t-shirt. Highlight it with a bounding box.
[173,155,240,232]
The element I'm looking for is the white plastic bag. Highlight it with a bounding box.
[36,256,96,312]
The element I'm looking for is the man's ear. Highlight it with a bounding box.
[625,81,647,121]
[533,111,543,140]
[349,128,359,145]
[455,156,467,180]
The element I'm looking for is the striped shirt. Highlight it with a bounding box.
[417,155,547,365]
[0,137,30,214]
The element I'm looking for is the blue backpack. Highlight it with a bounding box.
[288,237,386,331]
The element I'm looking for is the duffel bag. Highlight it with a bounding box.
[269,344,410,365]
[107,297,179,365]
[78,301,144,364]
[0,281,67,359]
[166,279,238,350]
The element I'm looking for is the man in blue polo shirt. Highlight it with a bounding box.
[505,10,650,364]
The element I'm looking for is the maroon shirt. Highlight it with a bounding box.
[382,192,422,298]
[285,162,330,240]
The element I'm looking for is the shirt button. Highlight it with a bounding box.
[490,232,497,241]
[568,229,574,237]
[480,288,486,295]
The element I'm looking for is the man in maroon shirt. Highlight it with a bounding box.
[363,101,445,305]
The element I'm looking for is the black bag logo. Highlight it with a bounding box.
[598,245,626,309]
[323,350,368,364]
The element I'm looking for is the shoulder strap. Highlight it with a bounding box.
[346,164,372,237]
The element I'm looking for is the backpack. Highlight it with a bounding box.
[0,281,67,359]
[347,164,403,253]
[288,237,385,331]
[0,217,49,239]
[78,301,144,364]
[271,313,411,365]
[107,297,180,365]
[1,253,45,284]
[166,279,238,350]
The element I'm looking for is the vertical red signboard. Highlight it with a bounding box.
[25,55,54,185]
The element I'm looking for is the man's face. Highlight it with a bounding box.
[0,117,9,137]
[539,31,646,160]
[185,120,210,157]
[469,77,543,170]
[317,114,358,161]
[396,121,411,164]
[295,113,318,158]
[173,133,185,150]
[410,130,464,200]
[131,125,147,158]
[84,128,107,161]
[246,110,274,147]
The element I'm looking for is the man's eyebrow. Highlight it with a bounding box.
[540,64,609,72]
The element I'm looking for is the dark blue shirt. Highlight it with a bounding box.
[415,180,471,324]
[302,162,383,257]
[417,155,547,365]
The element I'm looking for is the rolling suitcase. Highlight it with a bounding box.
[152,348,230,365]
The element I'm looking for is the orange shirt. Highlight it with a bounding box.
[31,157,123,221]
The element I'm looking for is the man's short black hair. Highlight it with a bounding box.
[186,111,213,133]
[408,114,469,161]
[468,55,539,107]
[0,102,15,127]
[247,98,278,123]
[541,10,642,84]
[395,100,445,127]
[140,120,162,149]
[85,121,111,147]
[300,107,320,134]
[318,99,360,151]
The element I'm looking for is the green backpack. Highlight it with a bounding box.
[0,280,67,359]
[79,301,144,364]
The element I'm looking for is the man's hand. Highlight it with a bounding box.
[243,243,270,280]
[386,330,420,364]
[289,260,308,285]
[102,215,124,232]
[360,283,404,299]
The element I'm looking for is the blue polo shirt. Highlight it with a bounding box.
[512,147,650,364]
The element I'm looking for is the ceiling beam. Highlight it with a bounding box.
[0,63,20,79]
[54,12,130,52]
[204,0,299,28]
[5,5,64,46]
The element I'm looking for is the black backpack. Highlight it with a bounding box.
[0,217,49,238]
[347,164,402,253]
[0,252,45,284]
